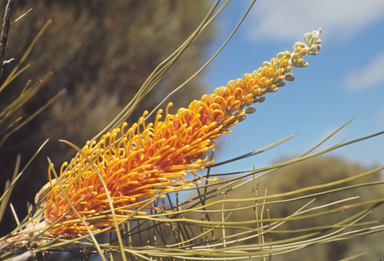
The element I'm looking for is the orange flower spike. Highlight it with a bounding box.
[43,29,322,237]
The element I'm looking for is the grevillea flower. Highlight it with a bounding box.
[43,29,322,237]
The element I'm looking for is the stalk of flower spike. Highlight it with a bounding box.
[43,29,322,237]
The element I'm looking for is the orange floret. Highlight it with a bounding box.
[43,29,322,237]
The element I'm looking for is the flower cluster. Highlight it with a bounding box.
[43,29,322,237]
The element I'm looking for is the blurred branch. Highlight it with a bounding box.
[0,0,15,79]
[11,8,32,25]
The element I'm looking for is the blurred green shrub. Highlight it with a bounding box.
[228,156,384,260]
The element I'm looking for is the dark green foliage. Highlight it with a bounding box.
[0,0,212,236]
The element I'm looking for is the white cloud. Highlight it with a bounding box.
[344,53,384,92]
[246,0,384,43]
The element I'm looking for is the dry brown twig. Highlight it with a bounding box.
[0,0,15,79]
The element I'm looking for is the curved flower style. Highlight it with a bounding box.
[43,29,322,237]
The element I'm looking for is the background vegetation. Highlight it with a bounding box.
[227,156,384,260]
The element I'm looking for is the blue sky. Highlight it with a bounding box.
[202,0,384,174]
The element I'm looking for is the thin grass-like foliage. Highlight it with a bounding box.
[0,0,65,229]
[0,16,66,147]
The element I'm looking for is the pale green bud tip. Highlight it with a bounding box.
[290,28,322,67]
